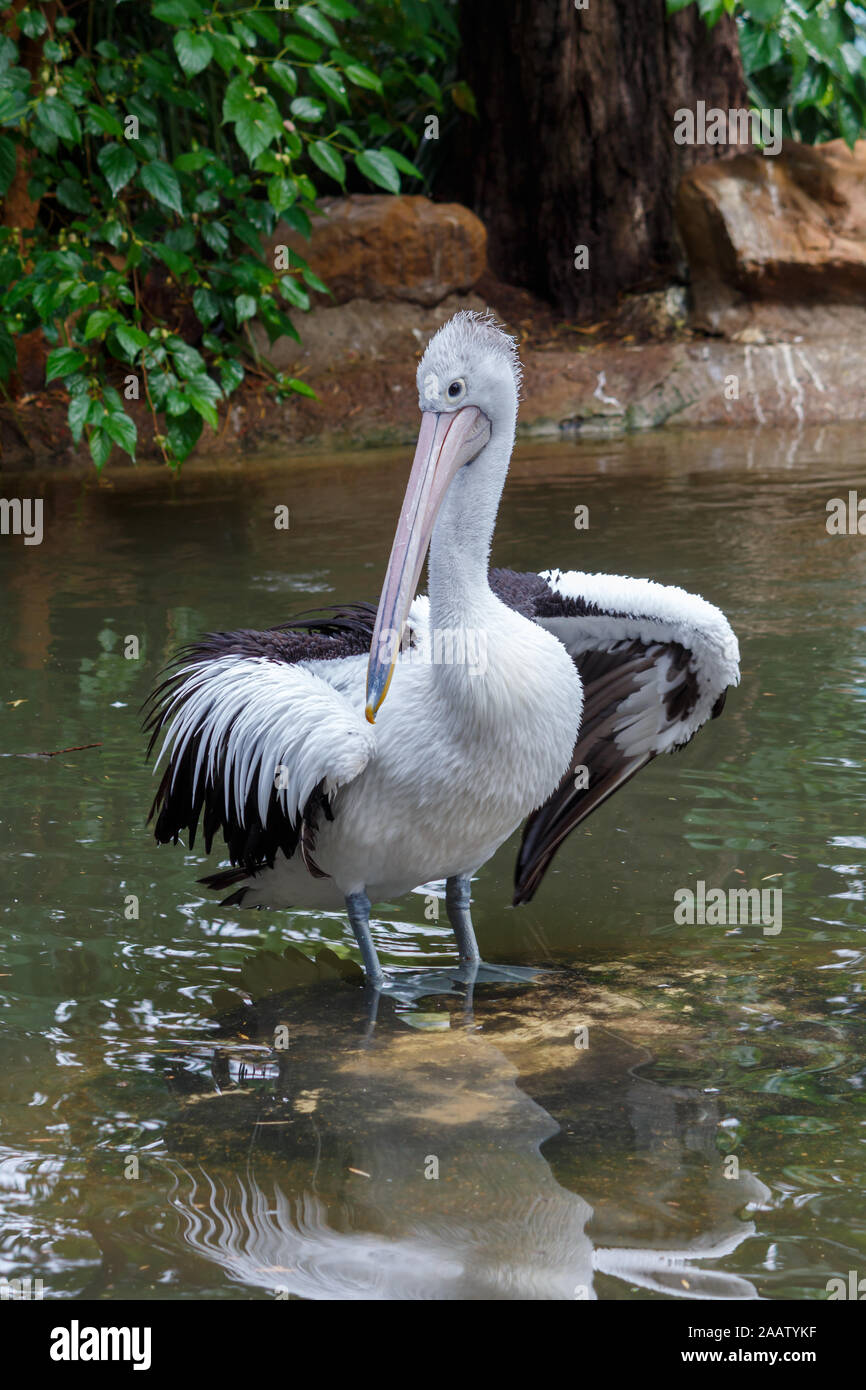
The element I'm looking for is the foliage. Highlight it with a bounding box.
[668,0,866,147]
[0,0,460,469]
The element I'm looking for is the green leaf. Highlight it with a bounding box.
[67,283,99,310]
[154,242,193,276]
[836,90,863,149]
[37,97,81,144]
[310,64,349,110]
[380,146,423,180]
[141,160,183,215]
[174,149,210,172]
[301,265,329,295]
[222,75,254,122]
[334,121,363,150]
[255,151,283,175]
[269,61,298,96]
[235,102,283,161]
[246,11,280,43]
[742,0,784,20]
[231,18,257,48]
[194,188,221,212]
[174,30,213,75]
[0,135,16,197]
[89,428,113,471]
[18,9,47,39]
[68,392,91,445]
[114,323,149,358]
[234,293,257,323]
[278,276,310,309]
[152,0,203,24]
[282,34,322,62]
[290,95,326,123]
[355,149,400,193]
[316,0,359,17]
[451,81,477,117]
[308,140,345,184]
[166,407,203,463]
[220,358,245,394]
[192,287,220,324]
[46,347,87,383]
[287,377,317,398]
[268,175,297,213]
[344,63,383,95]
[83,310,116,341]
[209,30,241,72]
[185,372,222,429]
[202,221,229,253]
[0,328,14,383]
[169,339,206,378]
[0,88,27,127]
[294,5,339,46]
[55,179,92,214]
[97,143,137,196]
[281,204,311,238]
[103,409,137,457]
[85,105,124,138]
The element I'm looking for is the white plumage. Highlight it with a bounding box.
[154,656,375,828]
[539,568,740,756]
[146,311,740,981]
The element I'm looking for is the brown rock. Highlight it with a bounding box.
[261,294,487,376]
[268,195,487,307]
[676,139,866,336]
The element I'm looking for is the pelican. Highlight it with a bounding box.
[145,311,740,984]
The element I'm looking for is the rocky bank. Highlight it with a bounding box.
[4,138,866,470]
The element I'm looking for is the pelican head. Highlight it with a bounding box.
[365,311,522,723]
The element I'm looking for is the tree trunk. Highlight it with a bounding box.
[451,0,746,319]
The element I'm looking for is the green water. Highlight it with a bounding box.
[1,424,864,1300]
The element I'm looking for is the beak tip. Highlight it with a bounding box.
[364,704,376,725]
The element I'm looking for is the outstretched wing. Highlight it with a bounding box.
[489,569,740,905]
[143,607,377,884]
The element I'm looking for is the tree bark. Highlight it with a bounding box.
[450,0,747,318]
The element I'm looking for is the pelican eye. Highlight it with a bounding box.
[447,378,466,401]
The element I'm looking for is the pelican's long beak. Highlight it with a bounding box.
[365,405,491,723]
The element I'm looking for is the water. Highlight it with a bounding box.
[1,424,864,1300]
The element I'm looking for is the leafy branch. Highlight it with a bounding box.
[0,0,461,469]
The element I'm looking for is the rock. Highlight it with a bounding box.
[676,139,866,337]
[520,337,844,433]
[245,322,858,455]
[268,195,487,308]
[603,286,689,342]
[8,316,866,470]
[260,293,487,377]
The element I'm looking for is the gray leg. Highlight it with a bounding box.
[345,890,384,987]
[446,875,481,964]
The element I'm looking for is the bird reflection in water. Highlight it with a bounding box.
[157,951,768,1301]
